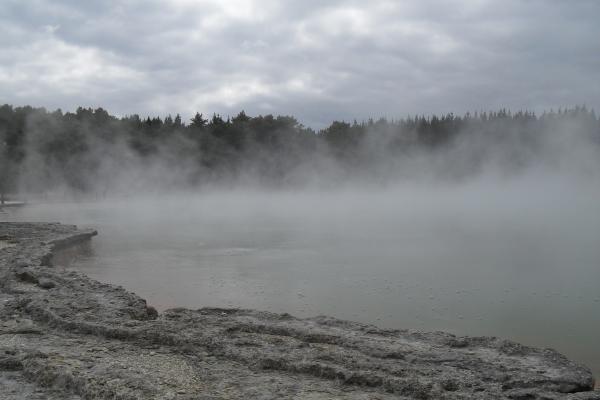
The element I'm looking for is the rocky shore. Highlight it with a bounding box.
[0,222,598,399]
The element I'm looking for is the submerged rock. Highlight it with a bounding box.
[0,222,598,399]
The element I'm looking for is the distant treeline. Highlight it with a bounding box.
[1,104,599,197]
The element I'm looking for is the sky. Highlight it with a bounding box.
[1,0,599,128]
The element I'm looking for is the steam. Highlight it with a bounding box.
[3,106,600,377]
[3,107,597,200]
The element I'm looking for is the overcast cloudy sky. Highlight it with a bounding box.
[1,0,599,128]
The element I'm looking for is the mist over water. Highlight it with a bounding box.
[4,170,600,377]
[2,105,599,381]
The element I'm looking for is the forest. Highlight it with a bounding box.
[1,104,599,199]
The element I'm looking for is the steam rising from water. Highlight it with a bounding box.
[2,107,599,378]
[5,106,598,198]
[4,171,600,377]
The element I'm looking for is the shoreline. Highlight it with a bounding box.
[0,222,598,399]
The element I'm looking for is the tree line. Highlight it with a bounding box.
[1,104,598,199]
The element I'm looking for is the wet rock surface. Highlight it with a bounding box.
[0,222,598,399]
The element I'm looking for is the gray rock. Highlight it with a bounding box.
[14,268,38,284]
[37,278,56,289]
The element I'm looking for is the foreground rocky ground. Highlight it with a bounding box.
[0,222,598,399]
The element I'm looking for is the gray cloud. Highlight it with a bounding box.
[0,0,598,128]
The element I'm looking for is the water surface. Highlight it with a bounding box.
[3,178,599,377]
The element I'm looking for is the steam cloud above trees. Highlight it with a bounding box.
[0,104,599,199]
